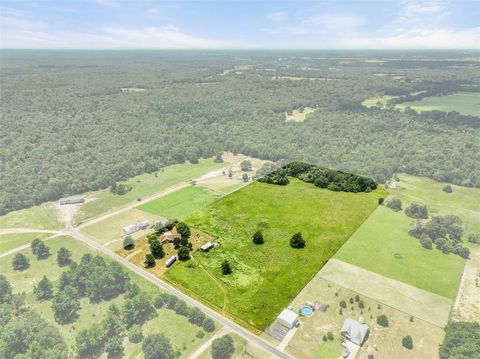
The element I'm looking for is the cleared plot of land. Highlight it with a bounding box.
[361,95,395,108]
[395,91,480,116]
[286,275,445,359]
[74,158,227,224]
[451,247,480,322]
[0,202,61,230]
[81,207,163,246]
[335,204,465,299]
[0,235,218,357]
[138,186,221,220]
[0,232,51,253]
[166,178,384,330]
[318,259,452,327]
[285,107,317,122]
[121,87,148,92]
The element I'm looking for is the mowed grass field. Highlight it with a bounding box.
[138,186,221,220]
[0,232,52,253]
[166,178,384,330]
[0,236,218,358]
[74,158,227,224]
[335,174,479,300]
[0,202,61,230]
[395,91,480,116]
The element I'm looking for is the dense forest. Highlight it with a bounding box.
[1,50,479,214]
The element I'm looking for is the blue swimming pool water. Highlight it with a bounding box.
[300,306,313,316]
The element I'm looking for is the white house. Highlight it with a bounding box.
[276,308,299,329]
[341,318,369,346]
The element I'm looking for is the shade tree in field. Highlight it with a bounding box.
[176,222,191,239]
[34,275,53,301]
[177,246,190,261]
[11,252,29,271]
[405,203,429,219]
[31,238,50,260]
[221,259,232,275]
[402,335,413,350]
[52,285,81,324]
[128,324,143,343]
[376,314,389,327]
[442,185,453,193]
[142,334,178,359]
[122,292,155,327]
[149,238,165,258]
[211,334,235,359]
[386,197,402,211]
[252,230,264,244]
[290,232,306,248]
[57,247,72,266]
[145,253,156,267]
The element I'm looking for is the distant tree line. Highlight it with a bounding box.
[1,51,479,215]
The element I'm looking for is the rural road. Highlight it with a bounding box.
[64,227,289,359]
[1,158,289,358]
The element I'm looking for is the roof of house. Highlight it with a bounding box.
[341,318,369,346]
[277,308,299,327]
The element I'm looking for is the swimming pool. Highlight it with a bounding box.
[300,306,313,316]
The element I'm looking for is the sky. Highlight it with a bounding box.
[0,0,479,49]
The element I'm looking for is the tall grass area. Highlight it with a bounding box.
[74,158,226,224]
[166,178,384,329]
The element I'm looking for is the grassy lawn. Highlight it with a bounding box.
[0,235,218,357]
[166,178,384,330]
[395,91,480,116]
[138,186,221,220]
[74,158,227,224]
[286,276,445,359]
[0,202,61,230]
[362,95,396,108]
[0,232,51,253]
[335,205,465,300]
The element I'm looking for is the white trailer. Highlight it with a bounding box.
[166,255,177,268]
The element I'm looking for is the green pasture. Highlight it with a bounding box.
[395,92,480,116]
[138,186,221,220]
[166,178,384,329]
[334,174,476,300]
[74,159,226,224]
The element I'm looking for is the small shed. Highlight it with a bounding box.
[341,318,369,346]
[200,242,214,251]
[276,308,299,329]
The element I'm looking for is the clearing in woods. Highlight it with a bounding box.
[285,107,317,122]
[166,178,384,330]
